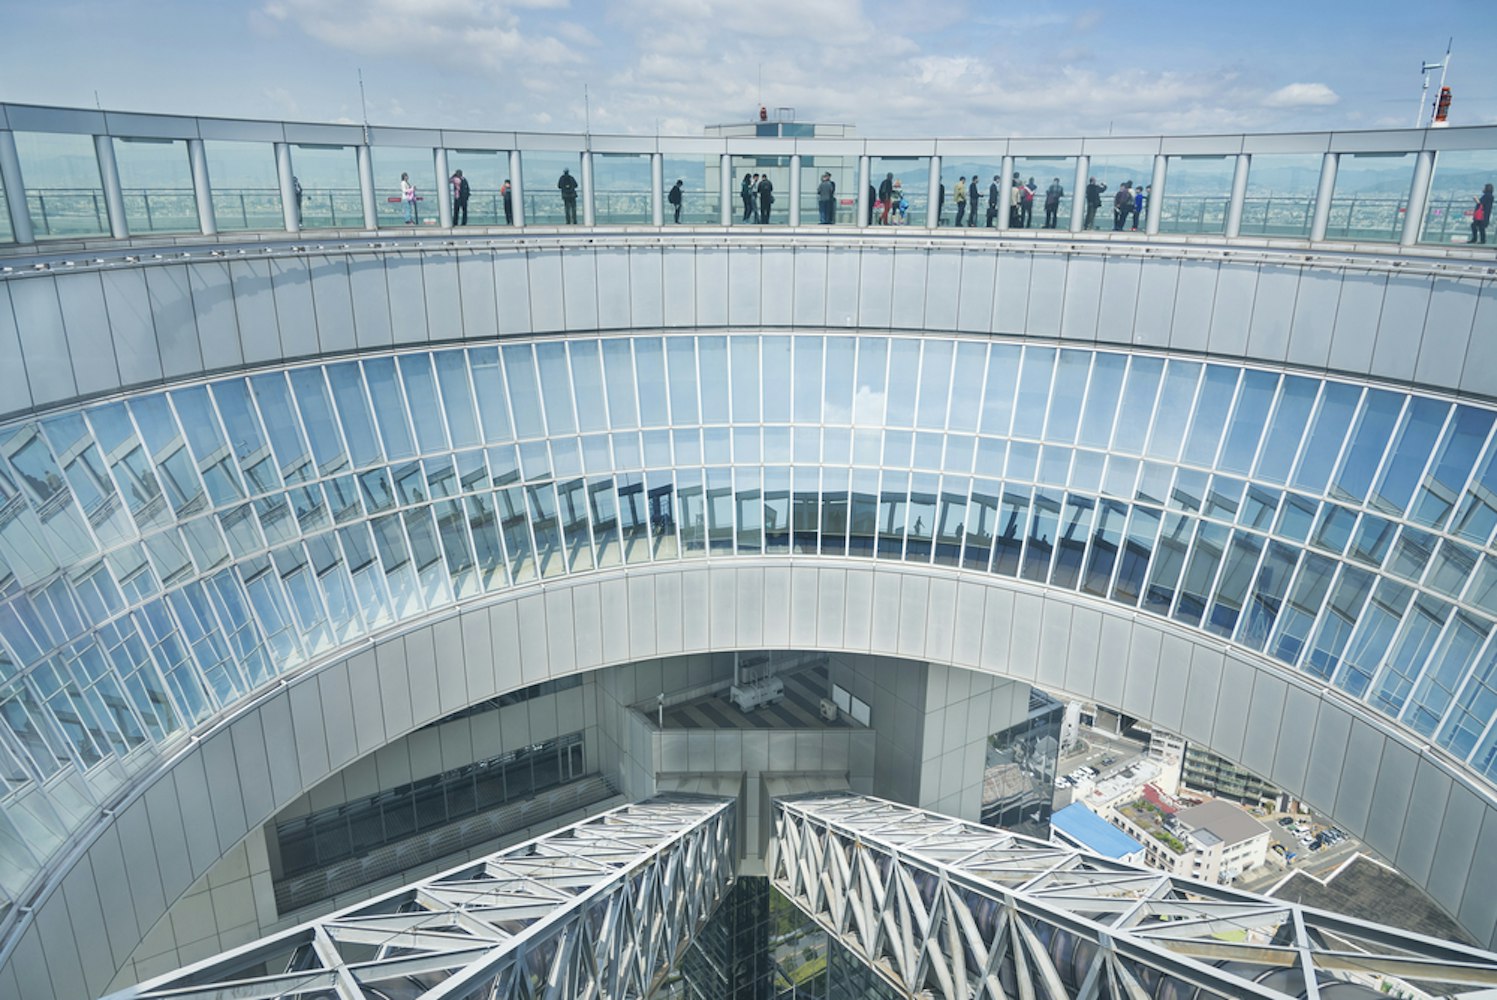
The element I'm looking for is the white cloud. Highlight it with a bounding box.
[1263,82,1340,108]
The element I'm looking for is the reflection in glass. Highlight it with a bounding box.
[13,130,107,238]
[1239,153,1322,238]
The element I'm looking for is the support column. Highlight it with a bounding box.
[187,138,216,236]
[1401,149,1435,246]
[1224,153,1251,239]
[95,134,128,239]
[1070,155,1090,232]
[856,155,871,228]
[355,145,378,229]
[995,155,1014,230]
[509,151,525,227]
[1145,154,1166,235]
[926,155,941,228]
[651,152,664,226]
[580,151,595,226]
[0,131,36,243]
[434,147,452,227]
[720,153,732,226]
[788,154,801,226]
[276,141,299,231]
[1309,152,1338,242]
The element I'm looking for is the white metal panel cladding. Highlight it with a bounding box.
[106,795,736,1000]
[769,793,1497,1000]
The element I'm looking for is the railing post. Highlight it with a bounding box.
[1070,155,1089,232]
[0,130,36,243]
[996,155,1014,230]
[926,155,941,228]
[1401,149,1435,247]
[188,138,217,236]
[1145,154,1166,235]
[434,146,452,227]
[651,152,664,226]
[1224,153,1250,239]
[580,151,595,226]
[1309,152,1338,242]
[720,153,733,226]
[509,151,524,227]
[856,155,870,228]
[788,154,801,226]
[95,134,129,239]
[276,142,299,231]
[356,144,378,229]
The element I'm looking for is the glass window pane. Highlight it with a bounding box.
[14,131,107,238]
[1015,158,1075,229]
[113,137,197,234]
[662,155,720,224]
[521,150,583,225]
[871,156,929,227]
[801,155,858,225]
[0,166,12,242]
[203,139,282,231]
[446,149,511,226]
[1240,153,1321,239]
[373,148,438,227]
[594,152,652,224]
[1158,155,1234,235]
[1422,148,1496,246]
[732,155,789,225]
[290,144,361,229]
[939,160,1003,228]
[1082,157,1152,232]
[1327,152,1415,242]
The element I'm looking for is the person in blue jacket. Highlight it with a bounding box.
[1131,184,1147,231]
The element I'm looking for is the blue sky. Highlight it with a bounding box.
[2,0,1493,137]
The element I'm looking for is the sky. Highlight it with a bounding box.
[1,0,1493,138]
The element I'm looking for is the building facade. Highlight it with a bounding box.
[0,102,1496,997]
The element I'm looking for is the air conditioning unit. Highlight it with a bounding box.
[819,698,838,722]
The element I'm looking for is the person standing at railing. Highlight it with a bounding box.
[669,179,684,223]
[451,170,470,226]
[954,177,967,226]
[758,172,775,224]
[558,169,579,224]
[1044,178,1064,228]
[1472,183,1493,245]
[1131,184,1146,231]
[742,173,756,222]
[501,179,513,225]
[878,173,894,225]
[1084,177,1106,229]
[292,176,304,227]
[816,173,834,224]
[1112,181,1133,231]
[401,173,418,224]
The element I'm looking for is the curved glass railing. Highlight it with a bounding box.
[0,103,1493,247]
[2,332,1497,912]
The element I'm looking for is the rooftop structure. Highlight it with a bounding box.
[1049,801,1145,861]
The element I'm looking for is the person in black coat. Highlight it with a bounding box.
[758,173,774,224]
[878,172,894,225]
[668,180,684,223]
[742,173,755,222]
[557,168,579,223]
[1473,183,1494,244]
[987,176,1000,227]
[1084,177,1107,229]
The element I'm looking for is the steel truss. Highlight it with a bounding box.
[769,794,1497,1000]
[107,796,736,1000]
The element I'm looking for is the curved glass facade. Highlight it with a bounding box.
[2,332,1497,905]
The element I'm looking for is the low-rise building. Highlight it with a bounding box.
[1112,795,1271,884]
[1050,803,1145,865]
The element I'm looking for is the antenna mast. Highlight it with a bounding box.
[358,68,370,144]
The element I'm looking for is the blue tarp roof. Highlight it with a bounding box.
[1051,803,1143,859]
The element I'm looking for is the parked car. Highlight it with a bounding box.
[1278,817,1295,827]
